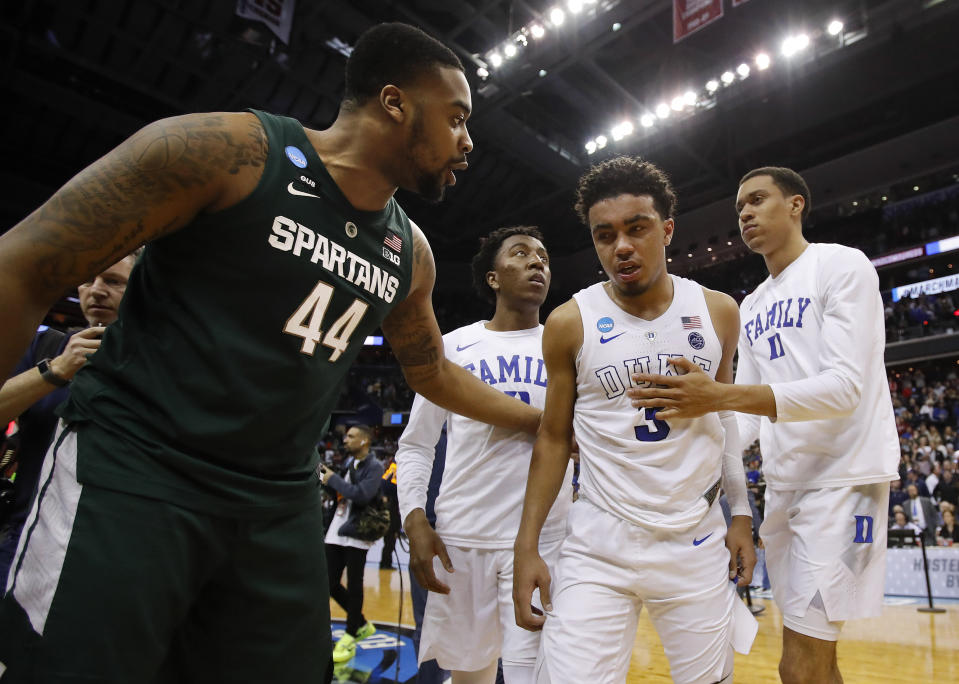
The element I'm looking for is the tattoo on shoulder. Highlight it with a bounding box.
[21,113,268,291]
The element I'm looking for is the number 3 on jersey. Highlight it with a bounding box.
[284,280,369,361]
[635,407,670,442]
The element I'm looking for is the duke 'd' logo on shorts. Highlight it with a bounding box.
[596,317,614,333]
[688,331,705,350]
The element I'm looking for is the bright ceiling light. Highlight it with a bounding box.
[670,95,685,111]
[567,0,584,13]
[503,43,517,58]
[721,71,735,85]
[489,52,503,68]
[476,67,489,79]
[705,79,719,93]
[585,140,597,154]
[782,33,810,57]
[538,69,548,77]
[611,120,634,140]
[549,7,566,25]
[827,20,844,36]
[737,63,750,78]
[755,53,770,70]
[656,103,670,119]
[683,90,697,106]
[640,113,655,128]
[530,24,545,39]
[595,135,607,149]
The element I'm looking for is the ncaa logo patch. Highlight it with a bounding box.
[285,145,308,168]
[688,331,705,350]
[596,317,614,333]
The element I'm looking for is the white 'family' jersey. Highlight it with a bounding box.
[396,321,573,549]
[736,243,899,489]
[572,276,726,531]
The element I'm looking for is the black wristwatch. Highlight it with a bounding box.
[36,358,70,387]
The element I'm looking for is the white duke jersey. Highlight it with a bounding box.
[396,321,573,549]
[572,276,725,531]
[736,243,899,489]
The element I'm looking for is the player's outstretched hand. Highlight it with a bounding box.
[405,510,453,594]
[628,357,721,420]
[513,548,551,632]
[726,515,757,588]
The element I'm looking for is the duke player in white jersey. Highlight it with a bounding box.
[398,226,574,684]
[633,167,899,683]
[514,157,757,684]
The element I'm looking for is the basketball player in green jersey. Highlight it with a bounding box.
[0,23,540,683]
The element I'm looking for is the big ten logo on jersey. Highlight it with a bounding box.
[382,246,400,266]
[594,353,713,400]
[462,354,546,404]
[742,297,813,361]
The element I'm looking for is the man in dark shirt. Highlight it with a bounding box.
[0,254,135,585]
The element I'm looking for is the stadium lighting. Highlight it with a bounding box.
[612,22,622,32]
[567,0,584,14]
[503,43,518,58]
[595,135,607,149]
[656,103,670,119]
[755,53,771,70]
[476,67,489,79]
[671,95,685,111]
[611,120,634,140]
[683,90,697,106]
[489,52,503,68]
[538,69,548,77]
[737,63,750,78]
[640,113,655,128]
[827,20,844,36]
[530,24,545,39]
[585,140,597,154]
[549,7,566,26]
[721,71,735,85]
[705,79,719,93]
[782,33,810,57]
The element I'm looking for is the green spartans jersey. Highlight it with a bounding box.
[60,110,414,517]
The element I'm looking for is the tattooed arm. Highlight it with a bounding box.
[381,222,542,435]
[0,111,268,382]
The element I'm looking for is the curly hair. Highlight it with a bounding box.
[470,226,545,303]
[739,166,812,221]
[343,23,463,108]
[574,156,677,225]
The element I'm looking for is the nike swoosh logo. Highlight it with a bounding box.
[599,332,625,344]
[287,182,322,199]
[693,533,713,546]
[456,341,480,352]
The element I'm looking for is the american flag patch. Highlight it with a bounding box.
[384,231,403,252]
[682,316,702,329]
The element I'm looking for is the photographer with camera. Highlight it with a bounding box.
[319,424,385,663]
[0,253,137,587]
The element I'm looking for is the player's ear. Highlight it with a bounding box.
[486,271,499,294]
[662,218,675,245]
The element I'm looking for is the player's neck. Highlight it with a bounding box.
[305,118,398,212]
[604,272,674,321]
[486,301,540,332]
[764,233,809,279]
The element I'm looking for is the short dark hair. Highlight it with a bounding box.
[343,23,464,107]
[574,156,677,224]
[348,424,372,441]
[739,166,812,221]
[471,226,545,303]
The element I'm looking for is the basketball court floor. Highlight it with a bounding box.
[329,541,959,683]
